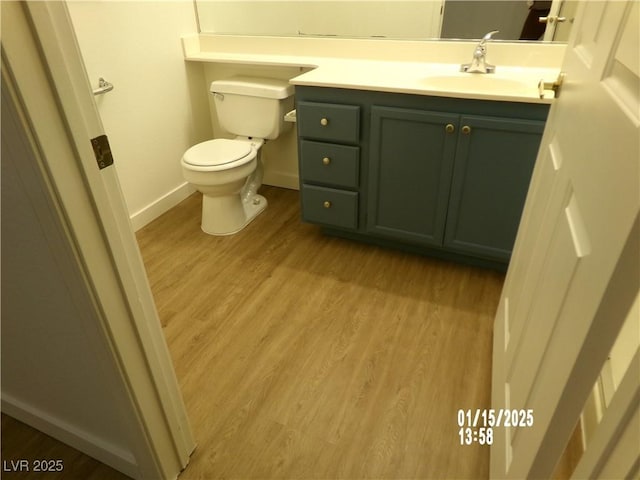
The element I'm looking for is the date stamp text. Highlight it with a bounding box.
[457,409,534,445]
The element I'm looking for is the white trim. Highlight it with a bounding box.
[580,377,606,451]
[573,349,640,479]
[600,357,617,407]
[131,182,195,231]
[1,396,138,479]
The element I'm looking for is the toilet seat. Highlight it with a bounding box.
[182,139,256,171]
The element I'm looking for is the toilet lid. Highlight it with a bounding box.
[183,139,253,167]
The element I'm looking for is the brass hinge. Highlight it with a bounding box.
[91,134,114,170]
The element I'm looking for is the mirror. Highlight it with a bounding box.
[195,0,575,42]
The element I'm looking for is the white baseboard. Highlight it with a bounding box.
[1,394,139,478]
[130,182,196,232]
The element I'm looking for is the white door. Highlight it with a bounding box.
[542,0,578,42]
[491,1,639,478]
[3,2,196,477]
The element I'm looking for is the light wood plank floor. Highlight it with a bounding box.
[136,186,505,479]
[1,186,587,480]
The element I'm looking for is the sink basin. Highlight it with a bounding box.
[421,75,533,95]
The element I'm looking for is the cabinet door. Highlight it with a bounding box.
[444,115,545,262]
[368,106,458,247]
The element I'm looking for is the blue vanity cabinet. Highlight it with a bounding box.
[295,85,549,268]
[443,115,545,261]
[367,106,459,247]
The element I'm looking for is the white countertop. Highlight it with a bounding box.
[290,59,559,104]
[183,34,563,104]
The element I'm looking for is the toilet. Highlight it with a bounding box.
[181,76,294,235]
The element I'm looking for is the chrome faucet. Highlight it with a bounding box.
[460,30,499,74]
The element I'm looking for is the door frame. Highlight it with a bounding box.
[2,2,195,478]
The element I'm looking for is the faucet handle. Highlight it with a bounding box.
[480,30,500,44]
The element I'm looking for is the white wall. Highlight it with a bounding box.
[67,1,213,230]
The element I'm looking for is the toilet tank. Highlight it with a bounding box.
[210,76,295,140]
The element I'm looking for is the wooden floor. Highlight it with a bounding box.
[136,186,505,479]
[1,186,508,479]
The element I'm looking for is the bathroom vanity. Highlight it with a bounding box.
[181,33,562,267]
[295,86,549,269]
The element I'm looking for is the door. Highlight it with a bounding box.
[443,115,544,262]
[3,2,196,477]
[542,0,577,42]
[368,106,458,247]
[553,0,579,41]
[491,1,639,478]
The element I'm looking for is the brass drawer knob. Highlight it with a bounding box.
[322,157,331,165]
[320,117,329,126]
[462,125,471,135]
[445,123,455,133]
[323,201,332,209]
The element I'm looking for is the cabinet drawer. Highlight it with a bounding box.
[300,140,359,188]
[297,101,360,144]
[301,185,358,229]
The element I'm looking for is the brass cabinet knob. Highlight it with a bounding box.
[322,157,331,165]
[462,125,471,135]
[320,117,329,126]
[323,201,332,209]
[445,123,455,133]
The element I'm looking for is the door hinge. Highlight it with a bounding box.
[91,134,114,170]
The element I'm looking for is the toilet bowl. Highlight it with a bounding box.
[181,137,266,235]
[181,76,294,235]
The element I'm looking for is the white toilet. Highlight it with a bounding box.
[181,76,294,235]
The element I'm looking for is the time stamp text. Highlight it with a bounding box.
[458,409,534,445]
